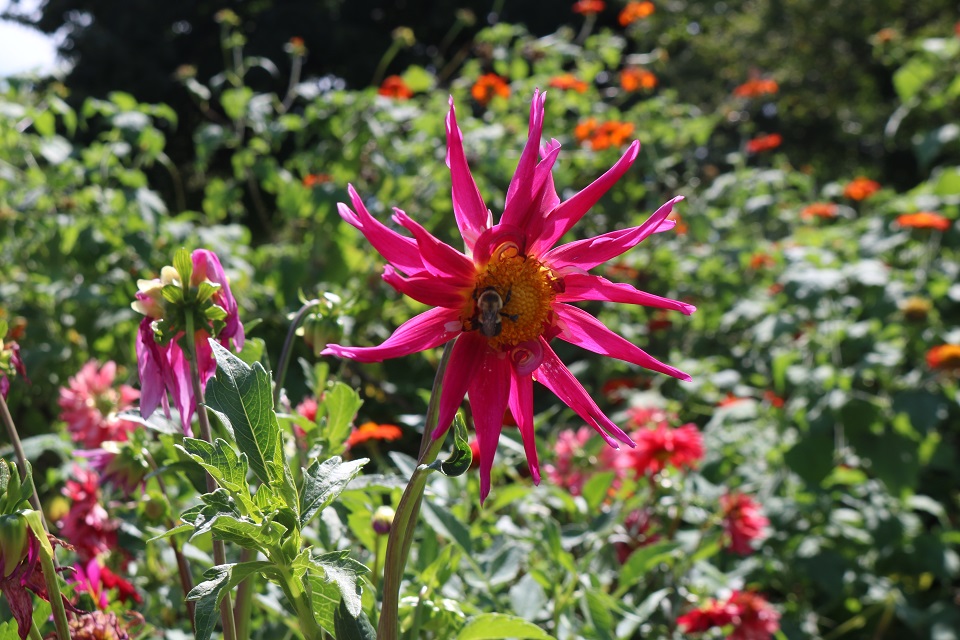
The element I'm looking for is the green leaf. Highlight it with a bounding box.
[421,500,473,555]
[333,597,377,640]
[299,456,368,528]
[617,540,681,590]
[319,382,363,455]
[206,340,283,487]
[455,613,555,639]
[173,247,192,285]
[187,561,275,640]
[309,574,342,633]
[581,471,616,513]
[432,413,472,477]
[209,513,287,551]
[893,56,937,102]
[310,550,368,617]
[178,437,250,495]
[583,590,616,640]
[221,87,253,121]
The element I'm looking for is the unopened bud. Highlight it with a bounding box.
[372,506,395,535]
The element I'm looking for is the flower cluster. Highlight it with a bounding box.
[543,426,595,496]
[471,73,510,106]
[58,360,139,449]
[575,118,636,151]
[619,1,655,26]
[620,67,657,92]
[678,591,780,640]
[721,491,769,555]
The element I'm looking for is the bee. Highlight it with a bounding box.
[471,286,518,338]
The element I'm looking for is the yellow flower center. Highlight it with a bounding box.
[462,243,560,350]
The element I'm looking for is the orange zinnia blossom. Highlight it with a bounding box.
[573,0,605,15]
[749,252,775,270]
[471,73,510,106]
[666,210,686,235]
[619,1,655,26]
[548,74,589,93]
[801,202,838,219]
[843,176,881,201]
[575,118,635,151]
[303,173,332,187]
[927,344,960,371]
[620,67,658,92]
[733,78,779,98]
[346,421,403,447]
[896,212,950,232]
[745,133,782,154]
[718,393,747,407]
[378,75,414,99]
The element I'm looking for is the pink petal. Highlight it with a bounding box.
[508,366,540,484]
[446,96,491,251]
[534,337,634,447]
[338,185,427,276]
[553,304,691,381]
[467,346,512,503]
[392,208,477,282]
[382,265,471,308]
[518,140,563,251]
[542,196,683,270]
[529,141,641,256]
[557,273,696,315]
[501,90,546,230]
[136,320,165,419]
[434,332,488,440]
[323,307,461,363]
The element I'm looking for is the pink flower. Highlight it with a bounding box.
[543,426,594,496]
[133,249,244,433]
[720,491,769,555]
[58,360,140,449]
[323,91,694,501]
[677,591,779,639]
[70,557,142,609]
[0,339,27,399]
[58,466,118,561]
[617,422,703,476]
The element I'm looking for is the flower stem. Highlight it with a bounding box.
[377,340,455,640]
[0,394,45,522]
[273,299,321,406]
[183,317,238,640]
[37,537,71,640]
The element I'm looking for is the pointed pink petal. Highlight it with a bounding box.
[323,307,461,363]
[543,196,683,270]
[136,320,165,419]
[553,304,691,381]
[467,346,512,503]
[338,185,427,276]
[520,141,563,250]
[534,338,634,447]
[392,209,477,282]
[557,273,696,315]
[529,141,641,256]
[509,366,540,484]
[501,90,546,229]
[446,96,490,251]
[382,265,471,308]
[434,332,489,439]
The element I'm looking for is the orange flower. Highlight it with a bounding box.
[619,1,655,26]
[303,173,332,187]
[745,133,782,154]
[762,390,784,408]
[548,74,589,93]
[573,0,605,15]
[896,212,951,232]
[732,78,779,98]
[471,73,510,106]
[575,118,635,151]
[801,202,838,219]
[718,393,747,407]
[346,421,403,447]
[378,75,414,99]
[843,176,881,201]
[927,345,960,371]
[667,210,687,235]
[748,252,775,270]
[620,67,658,92]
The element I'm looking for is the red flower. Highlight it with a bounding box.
[573,0,605,15]
[58,466,118,561]
[678,591,780,639]
[619,1,655,26]
[801,202,838,219]
[548,74,589,93]
[896,212,951,232]
[748,252,775,270]
[762,390,784,408]
[720,492,769,555]
[613,508,661,563]
[70,557,141,608]
[927,344,960,371]
[58,360,140,449]
[471,73,510,106]
[345,421,403,448]
[842,176,881,201]
[619,423,704,476]
[303,173,332,187]
[378,75,414,100]
[718,393,748,407]
[732,78,779,98]
[620,67,658,92]
[745,133,782,154]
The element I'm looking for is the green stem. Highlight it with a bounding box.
[37,539,71,640]
[184,316,238,640]
[27,622,44,640]
[277,564,323,640]
[377,340,456,640]
[273,299,321,406]
[233,548,256,640]
[371,41,402,87]
[0,394,45,523]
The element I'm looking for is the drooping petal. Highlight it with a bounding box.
[543,196,683,270]
[434,332,489,439]
[558,273,696,315]
[2,580,35,640]
[528,140,641,256]
[338,185,427,276]
[501,89,546,230]
[167,339,196,433]
[534,337,634,447]
[554,304,691,381]
[446,97,491,251]
[392,209,477,282]
[467,346,512,502]
[136,320,165,419]
[323,307,461,363]
[382,265,471,308]
[508,365,540,484]
[536,139,562,213]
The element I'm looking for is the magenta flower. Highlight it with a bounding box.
[59,360,140,449]
[0,339,27,400]
[543,426,595,496]
[133,249,244,433]
[324,91,694,500]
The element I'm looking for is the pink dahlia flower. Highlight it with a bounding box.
[133,249,244,433]
[543,426,594,496]
[324,91,694,500]
[58,360,140,449]
[720,491,769,555]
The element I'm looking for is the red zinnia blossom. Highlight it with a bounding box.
[378,75,414,100]
[346,421,403,448]
[732,78,779,98]
[927,344,960,371]
[543,426,594,496]
[548,74,589,93]
[896,212,951,232]
[575,118,636,151]
[58,466,118,561]
[303,173,332,187]
[843,176,881,201]
[573,0,605,15]
[59,361,139,449]
[678,591,780,639]
[323,91,693,501]
[619,423,703,476]
[620,67,658,92]
[801,202,838,219]
[471,73,510,106]
[745,133,782,154]
[619,1,655,26]
[762,390,784,408]
[666,210,687,235]
[720,491,769,555]
[296,396,319,422]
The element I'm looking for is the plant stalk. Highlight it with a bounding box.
[0,394,45,522]
[37,538,71,640]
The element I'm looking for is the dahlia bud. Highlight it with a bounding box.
[0,513,30,578]
[900,296,932,322]
[372,506,395,535]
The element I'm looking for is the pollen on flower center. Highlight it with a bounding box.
[463,246,560,350]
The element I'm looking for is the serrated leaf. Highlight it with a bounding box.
[320,382,363,455]
[310,550,368,617]
[206,340,283,487]
[178,437,249,495]
[299,456,368,528]
[187,561,276,640]
[309,574,342,633]
[189,489,242,539]
[333,597,377,640]
[210,513,286,551]
[455,613,555,639]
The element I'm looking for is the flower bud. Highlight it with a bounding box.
[0,514,30,578]
[372,506,395,535]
